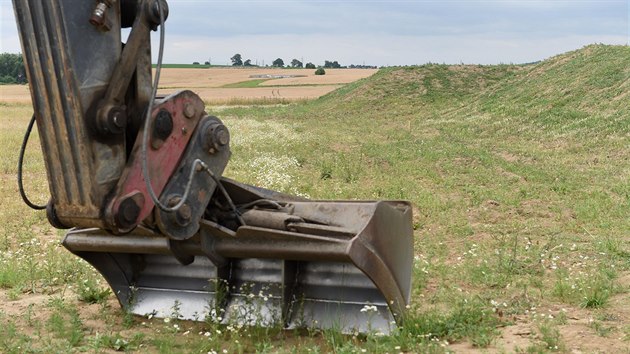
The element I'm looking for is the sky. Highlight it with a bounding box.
[1,0,628,66]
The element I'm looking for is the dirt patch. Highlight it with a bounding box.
[497,151,520,163]
[516,200,554,219]
[449,303,630,353]
[495,166,525,182]
[0,289,49,317]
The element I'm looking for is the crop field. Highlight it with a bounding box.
[156,67,377,104]
[0,67,377,105]
[0,45,629,353]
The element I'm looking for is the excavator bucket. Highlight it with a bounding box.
[63,179,413,333]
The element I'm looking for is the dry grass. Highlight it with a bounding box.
[0,85,31,103]
[1,68,375,105]
[159,85,342,104]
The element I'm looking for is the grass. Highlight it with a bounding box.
[221,79,333,88]
[222,79,271,88]
[204,97,310,107]
[1,44,629,352]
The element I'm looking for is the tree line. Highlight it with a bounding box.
[0,53,27,84]
[227,54,376,69]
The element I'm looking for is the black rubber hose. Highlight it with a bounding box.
[17,114,47,210]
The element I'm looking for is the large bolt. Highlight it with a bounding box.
[111,110,125,130]
[214,126,229,146]
[153,109,173,141]
[89,2,108,28]
[167,196,192,227]
[204,122,230,153]
[97,106,127,136]
[176,204,192,226]
[184,103,196,119]
[116,196,142,229]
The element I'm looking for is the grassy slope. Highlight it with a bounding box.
[218,44,630,351]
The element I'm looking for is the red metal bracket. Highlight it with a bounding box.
[104,90,204,234]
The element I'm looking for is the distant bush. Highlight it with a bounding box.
[315,67,326,75]
[305,62,316,69]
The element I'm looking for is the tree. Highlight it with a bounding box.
[315,67,326,75]
[230,53,243,66]
[272,58,284,67]
[0,53,26,84]
[305,62,316,69]
[324,60,341,68]
[243,59,253,66]
[291,59,303,68]
[192,61,200,65]
[204,61,210,66]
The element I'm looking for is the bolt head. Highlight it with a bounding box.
[153,109,173,141]
[184,104,196,119]
[116,196,142,228]
[215,127,229,146]
[178,204,192,222]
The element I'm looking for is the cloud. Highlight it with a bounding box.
[2,0,628,65]
[155,32,628,66]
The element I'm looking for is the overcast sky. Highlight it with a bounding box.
[1,0,628,66]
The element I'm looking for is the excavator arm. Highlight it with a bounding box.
[12,0,413,333]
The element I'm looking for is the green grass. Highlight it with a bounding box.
[1,44,629,352]
[222,79,270,88]
[221,79,333,89]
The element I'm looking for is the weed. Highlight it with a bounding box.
[77,277,111,304]
[396,298,501,347]
[47,300,85,347]
[526,321,566,353]
[589,320,614,337]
